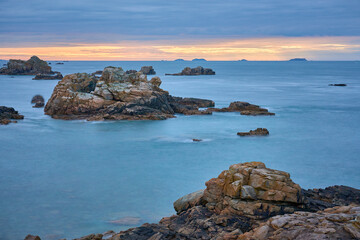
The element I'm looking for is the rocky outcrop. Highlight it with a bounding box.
[208,101,275,116]
[239,205,360,240]
[31,95,45,108]
[237,128,269,136]
[289,58,307,61]
[44,67,213,120]
[165,66,215,76]
[0,56,53,75]
[329,83,347,86]
[0,106,24,125]
[33,72,63,80]
[140,66,156,75]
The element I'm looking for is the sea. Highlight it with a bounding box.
[0,60,359,240]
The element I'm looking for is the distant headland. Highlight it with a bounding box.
[289,58,308,61]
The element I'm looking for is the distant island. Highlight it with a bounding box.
[174,59,185,61]
[289,58,308,61]
[239,59,248,61]
[192,58,207,61]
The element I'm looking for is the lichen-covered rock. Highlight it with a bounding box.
[33,71,63,80]
[238,205,360,240]
[165,66,215,76]
[208,101,275,116]
[237,128,269,136]
[0,56,53,75]
[140,66,156,75]
[0,106,24,125]
[203,162,302,219]
[44,66,213,120]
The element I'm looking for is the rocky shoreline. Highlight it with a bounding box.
[0,106,24,125]
[26,162,360,240]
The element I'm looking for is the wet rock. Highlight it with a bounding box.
[165,66,215,76]
[237,128,269,136]
[329,83,347,86]
[140,66,156,75]
[0,56,53,75]
[33,71,63,80]
[31,95,45,108]
[0,106,24,125]
[208,101,275,116]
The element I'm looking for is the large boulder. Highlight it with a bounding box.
[0,106,24,125]
[165,66,215,76]
[44,66,213,120]
[0,56,53,75]
[31,95,45,108]
[140,66,156,75]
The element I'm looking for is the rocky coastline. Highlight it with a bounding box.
[0,56,55,75]
[165,66,215,76]
[44,67,272,121]
[0,106,24,125]
[26,162,360,240]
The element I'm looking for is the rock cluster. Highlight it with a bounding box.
[208,101,275,116]
[44,67,213,120]
[165,66,215,76]
[31,95,45,108]
[33,72,63,80]
[237,128,269,136]
[140,66,156,75]
[0,106,24,125]
[0,56,53,75]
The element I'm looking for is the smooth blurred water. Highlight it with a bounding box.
[0,61,359,240]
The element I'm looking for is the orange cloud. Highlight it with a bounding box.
[0,36,359,61]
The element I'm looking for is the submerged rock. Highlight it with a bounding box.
[237,128,269,136]
[140,66,156,75]
[0,56,53,75]
[165,66,215,76]
[33,72,63,80]
[0,106,24,125]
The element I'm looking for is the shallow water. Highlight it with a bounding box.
[0,61,359,240]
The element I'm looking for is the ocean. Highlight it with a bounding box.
[0,61,359,240]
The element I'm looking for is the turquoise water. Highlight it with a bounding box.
[0,61,359,240]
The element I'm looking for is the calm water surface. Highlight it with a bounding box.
[0,61,359,240]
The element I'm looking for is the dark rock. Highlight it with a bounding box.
[56,62,64,65]
[170,97,214,108]
[140,66,156,75]
[33,71,63,80]
[31,95,45,108]
[92,70,103,75]
[329,84,347,86]
[0,106,24,125]
[192,58,207,61]
[192,139,202,142]
[208,101,275,116]
[289,58,307,61]
[73,233,103,240]
[237,128,269,136]
[174,59,185,61]
[0,56,53,75]
[24,234,41,240]
[125,70,137,74]
[166,66,215,76]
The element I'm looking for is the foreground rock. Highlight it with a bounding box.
[33,72,63,80]
[140,66,156,75]
[237,128,269,136]
[208,101,275,116]
[0,56,53,75]
[44,67,213,120]
[165,66,215,76]
[0,106,24,125]
[31,95,45,108]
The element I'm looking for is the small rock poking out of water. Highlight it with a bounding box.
[237,128,269,136]
[166,66,215,76]
[329,84,347,86]
[31,95,45,108]
[0,106,24,125]
[193,138,202,142]
[108,216,141,226]
[24,235,40,240]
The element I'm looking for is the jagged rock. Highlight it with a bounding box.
[44,66,213,120]
[237,128,269,136]
[0,106,24,125]
[208,101,275,116]
[238,205,360,240]
[140,66,156,75]
[0,56,53,75]
[33,71,63,80]
[165,66,215,76]
[329,83,347,86]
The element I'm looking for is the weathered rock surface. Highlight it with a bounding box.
[0,106,24,125]
[239,205,360,240]
[140,66,156,75]
[44,67,213,120]
[165,66,215,76]
[0,56,53,75]
[33,72,63,80]
[237,128,269,136]
[31,95,45,108]
[208,101,275,116]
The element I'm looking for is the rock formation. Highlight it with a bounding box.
[33,72,63,80]
[165,66,215,76]
[0,56,53,75]
[140,66,156,75]
[237,128,269,136]
[31,95,45,108]
[289,58,307,61]
[329,83,347,86]
[27,162,359,240]
[208,101,275,116]
[0,106,24,125]
[44,66,213,120]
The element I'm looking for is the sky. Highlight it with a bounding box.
[0,0,359,60]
